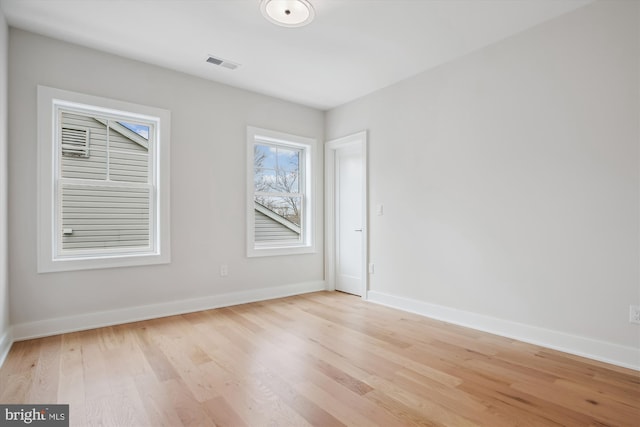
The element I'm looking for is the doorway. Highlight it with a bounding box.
[325,131,367,297]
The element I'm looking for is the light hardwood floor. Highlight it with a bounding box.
[0,291,638,426]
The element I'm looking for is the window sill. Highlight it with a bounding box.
[38,252,170,273]
[247,244,316,258]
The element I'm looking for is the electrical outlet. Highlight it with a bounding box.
[368,263,375,274]
[630,305,640,324]
[220,264,228,277]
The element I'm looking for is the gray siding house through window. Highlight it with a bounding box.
[60,112,151,251]
[254,202,301,242]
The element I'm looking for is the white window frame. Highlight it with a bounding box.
[246,126,315,257]
[37,86,171,272]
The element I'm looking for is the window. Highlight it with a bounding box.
[247,126,315,257]
[37,86,170,272]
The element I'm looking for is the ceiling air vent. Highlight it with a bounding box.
[206,55,240,70]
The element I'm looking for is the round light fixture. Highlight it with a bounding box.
[260,0,315,28]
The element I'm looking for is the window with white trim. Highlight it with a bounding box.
[37,86,170,272]
[247,126,315,257]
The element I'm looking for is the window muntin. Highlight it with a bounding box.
[247,127,315,257]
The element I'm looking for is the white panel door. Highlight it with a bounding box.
[335,144,363,296]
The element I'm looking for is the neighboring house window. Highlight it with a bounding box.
[37,86,170,272]
[247,126,315,257]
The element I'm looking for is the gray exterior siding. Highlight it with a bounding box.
[255,210,299,242]
[61,184,150,249]
[254,203,301,242]
[60,112,150,251]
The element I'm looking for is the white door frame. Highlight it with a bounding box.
[325,131,368,299]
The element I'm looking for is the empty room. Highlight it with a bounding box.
[0,0,638,426]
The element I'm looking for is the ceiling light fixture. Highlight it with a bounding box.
[260,0,315,28]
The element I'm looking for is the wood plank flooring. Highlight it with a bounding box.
[1,291,638,426]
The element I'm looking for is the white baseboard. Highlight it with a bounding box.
[367,290,640,371]
[0,327,12,367]
[12,280,326,341]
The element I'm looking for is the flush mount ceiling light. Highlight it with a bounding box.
[260,0,315,28]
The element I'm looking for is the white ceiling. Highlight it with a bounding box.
[0,0,593,110]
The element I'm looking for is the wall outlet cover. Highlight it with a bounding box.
[629,305,640,324]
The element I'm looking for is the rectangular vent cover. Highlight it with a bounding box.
[206,55,240,70]
[61,126,90,157]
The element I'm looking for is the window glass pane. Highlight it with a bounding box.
[61,112,107,151]
[105,122,150,183]
[255,196,302,227]
[254,144,275,170]
[118,121,150,140]
[254,143,300,193]
[60,112,107,180]
[61,183,151,251]
[277,147,299,172]
[254,167,276,192]
[276,169,299,193]
[254,195,302,243]
[109,150,149,183]
[276,147,299,192]
[108,123,148,154]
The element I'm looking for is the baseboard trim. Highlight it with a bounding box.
[12,280,326,341]
[367,290,640,371]
[0,328,12,368]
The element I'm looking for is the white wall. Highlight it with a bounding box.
[0,8,9,362]
[8,29,324,334]
[327,1,639,367]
